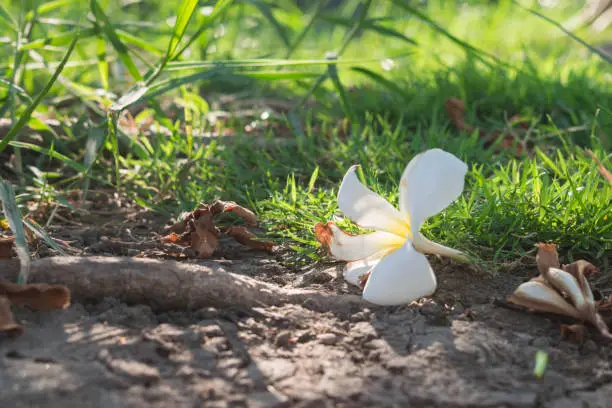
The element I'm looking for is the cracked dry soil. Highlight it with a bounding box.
[2,251,612,408]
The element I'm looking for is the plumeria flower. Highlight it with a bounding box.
[316,148,469,306]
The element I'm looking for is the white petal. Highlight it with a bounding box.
[344,256,382,287]
[337,165,410,237]
[327,223,405,262]
[362,242,436,306]
[413,235,468,262]
[398,149,467,231]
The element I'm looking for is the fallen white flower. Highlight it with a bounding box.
[317,148,469,306]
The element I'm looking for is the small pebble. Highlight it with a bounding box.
[274,331,292,348]
[317,333,340,345]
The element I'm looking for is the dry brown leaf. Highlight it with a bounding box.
[212,200,258,226]
[0,296,23,338]
[0,237,14,259]
[0,280,70,311]
[314,222,333,250]
[561,324,587,344]
[586,149,612,185]
[535,243,560,276]
[225,226,274,252]
[509,243,612,341]
[444,98,526,155]
[163,202,266,258]
[190,210,219,258]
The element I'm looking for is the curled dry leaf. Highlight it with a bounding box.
[225,226,274,252]
[0,237,14,259]
[314,222,333,251]
[0,280,71,311]
[508,243,612,340]
[211,200,258,226]
[535,243,560,276]
[444,98,527,155]
[160,201,269,259]
[561,324,587,344]
[0,296,23,338]
[190,209,220,258]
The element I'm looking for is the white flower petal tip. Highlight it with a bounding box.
[399,148,468,232]
[362,243,437,306]
[413,236,468,262]
[314,222,404,262]
[344,257,381,287]
[336,165,410,236]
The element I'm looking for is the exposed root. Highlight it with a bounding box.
[0,257,367,315]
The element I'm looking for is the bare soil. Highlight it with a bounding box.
[2,209,612,408]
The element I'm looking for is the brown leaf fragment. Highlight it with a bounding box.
[0,280,70,311]
[0,296,23,338]
[587,149,612,185]
[165,211,192,234]
[561,324,587,344]
[212,200,258,226]
[190,210,219,258]
[314,222,333,250]
[445,98,526,155]
[563,260,598,278]
[0,237,14,259]
[535,243,560,277]
[445,98,475,134]
[225,226,274,252]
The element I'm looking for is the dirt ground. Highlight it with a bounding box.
[1,209,612,408]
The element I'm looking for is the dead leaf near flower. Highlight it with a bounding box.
[0,237,15,259]
[444,98,527,155]
[0,280,70,311]
[0,296,23,338]
[561,324,587,344]
[0,280,70,339]
[161,201,274,259]
[508,243,612,341]
[225,226,274,252]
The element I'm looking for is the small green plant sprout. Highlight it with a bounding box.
[315,148,469,306]
[533,350,548,379]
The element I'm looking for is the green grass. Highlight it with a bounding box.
[0,0,610,272]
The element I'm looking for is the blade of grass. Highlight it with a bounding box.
[172,0,235,61]
[351,66,412,102]
[391,0,509,68]
[0,180,31,284]
[511,0,612,65]
[243,0,291,49]
[0,77,33,103]
[90,0,142,81]
[22,218,67,256]
[0,36,78,154]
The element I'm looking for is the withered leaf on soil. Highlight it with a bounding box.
[211,200,258,226]
[161,201,272,259]
[508,243,612,341]
[561,323,587,344]
[190,209,220,258]
[0,237,14,259]
[0,280,71,311]
[444,98,527,155]
[0,296,23,338]
[225,226,274,252]
[314,222,333,250]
